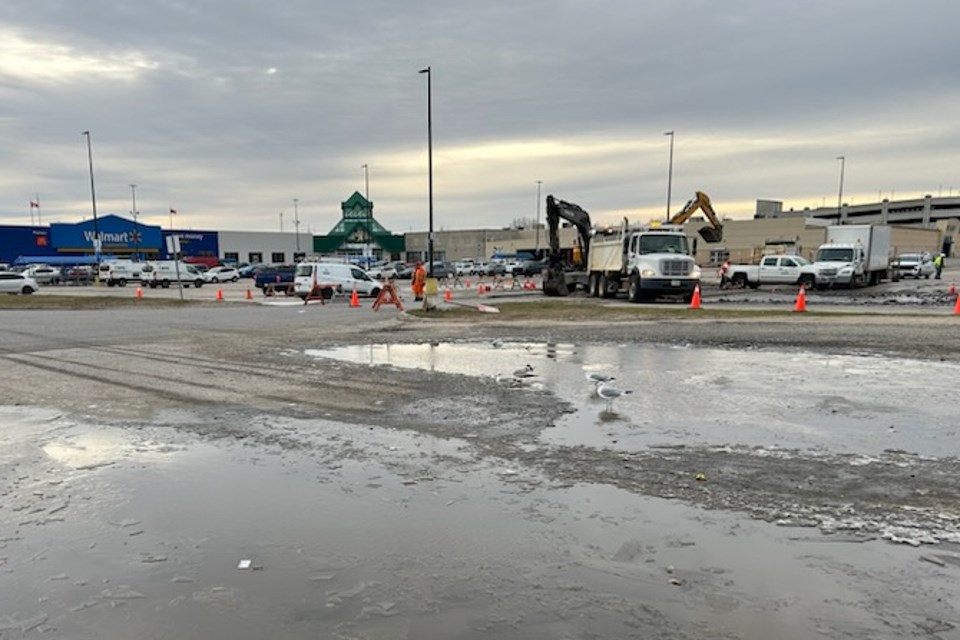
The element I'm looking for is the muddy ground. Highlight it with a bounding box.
[2,300,960,638]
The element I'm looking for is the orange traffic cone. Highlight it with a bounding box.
[689,284,702,309]
[793,284,807,312]
[465,278,471,288]
[216,288,224,301]
[444,288,452,302]
[245,288,253,300]
[135,287,143,300]
[954,293,960,315]
[350,288,360,308]
[477,284,484,296]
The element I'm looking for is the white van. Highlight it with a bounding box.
[140,261,205,288]
[99,260,144,287]
[294,262,382,299]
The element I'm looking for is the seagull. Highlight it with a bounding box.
[585,372,616,384]
[512,364,537,379]
[596,381,632,410]
[491,338,504,348]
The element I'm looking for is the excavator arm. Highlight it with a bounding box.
[543,195,592,296]
[670,191,724,243]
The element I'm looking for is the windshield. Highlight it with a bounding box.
[295,264,313,277]
[815,247,854,262]
[637,234,689,255]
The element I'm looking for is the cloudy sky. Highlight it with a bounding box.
[3,0,959,234]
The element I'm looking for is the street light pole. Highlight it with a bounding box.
[536,180,542,255]
[293,198,300,254]
[129,183,140,261]
[419,66,434,276]
[361,164,370,202]
[82,131,101,282]
[664,130,675,221]
[836,155,846,222]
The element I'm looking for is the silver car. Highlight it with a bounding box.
[0,271,39,294]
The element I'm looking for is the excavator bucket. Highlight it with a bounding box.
[698,226,723,243]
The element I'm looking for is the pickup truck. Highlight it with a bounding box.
[726,255,812,289]
[254,264,297,289]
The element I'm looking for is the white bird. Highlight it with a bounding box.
[512,364,537,379]
[596,381,632,410]
[585,372,616,384]
[491,338,504,348]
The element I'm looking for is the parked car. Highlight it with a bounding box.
[427,261,453,279]
[396,263,416,279]
[453,260,475,276]
[239,263,262,278]
[64,266,94,285]
[515,258,548,277]
[482,262,507,277]
[203,266,240,283]
[892,252,936,279]
[24,264,61,285]
[0,271,39,294]
[294,262,382,298]
[367,261,403,280]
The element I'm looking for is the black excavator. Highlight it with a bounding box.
[668,191,724,243]
[542,195,593,296]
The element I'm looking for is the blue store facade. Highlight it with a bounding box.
[0,215,218,265]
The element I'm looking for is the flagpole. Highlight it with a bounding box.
[36,194,41,225]
[29,200,34,226]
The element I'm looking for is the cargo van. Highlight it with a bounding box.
[99,260,144,287]
[294,262,382,299]
[140,261,205,288]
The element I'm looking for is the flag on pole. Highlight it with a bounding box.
[30,200,39,208]
[169,208,177,214]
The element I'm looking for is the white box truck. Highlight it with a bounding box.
[801,224,891,289]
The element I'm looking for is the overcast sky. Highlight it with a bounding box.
[2,0,959,234]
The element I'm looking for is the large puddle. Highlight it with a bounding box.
[307,341,960,457]
[2,409,956,639]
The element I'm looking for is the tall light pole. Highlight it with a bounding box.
[129,183,140,261]
[361,164,370,202]
[664,130,675,220]
[293,198,301,254]
[836,155,846,222]
[82,131,101,281]
[535,180,543,255]
[279,211,284,232]
[418,66,434,275]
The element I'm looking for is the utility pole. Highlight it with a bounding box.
[535,180,542,255]
[836,155,846,222]
[82,131,101,282]
[130,184,140,261]
[293,198,301,254]
[664,130,675,221]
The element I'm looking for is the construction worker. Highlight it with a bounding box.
[412,261,426,301]
[934,253,944,279]
[719,259,731,289]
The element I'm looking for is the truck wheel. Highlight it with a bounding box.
[118,278,127,287]
[628,274,643,303]
[588,274,599,297]
[599,275,613,299]
[799,274,815,289]
[732,273,748,288]
[195,280,204,288]
[161,280,170,288]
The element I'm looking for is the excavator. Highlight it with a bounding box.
[542,195,593,296]
[668,191,724,243]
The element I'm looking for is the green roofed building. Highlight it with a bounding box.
[312,192,404,263]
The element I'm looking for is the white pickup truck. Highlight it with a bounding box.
[726,255,812,289]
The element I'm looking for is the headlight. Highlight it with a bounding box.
[690,268,702,279]
[641,268,656,277]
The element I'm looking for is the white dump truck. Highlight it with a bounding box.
[800,224,891,289]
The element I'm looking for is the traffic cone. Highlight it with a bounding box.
[245,288,253,300]
[689,284,702,309]
[444,288,452,302]
[216,288,224,301]
[950,282,956,296]
[465,278,471,288]
[350,288,360,308]
[793,285,807,312]
[135,287,143,300]
[954,293,960,315]
[477,284,484,296]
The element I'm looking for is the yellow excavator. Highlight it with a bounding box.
[669,191,724,243]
